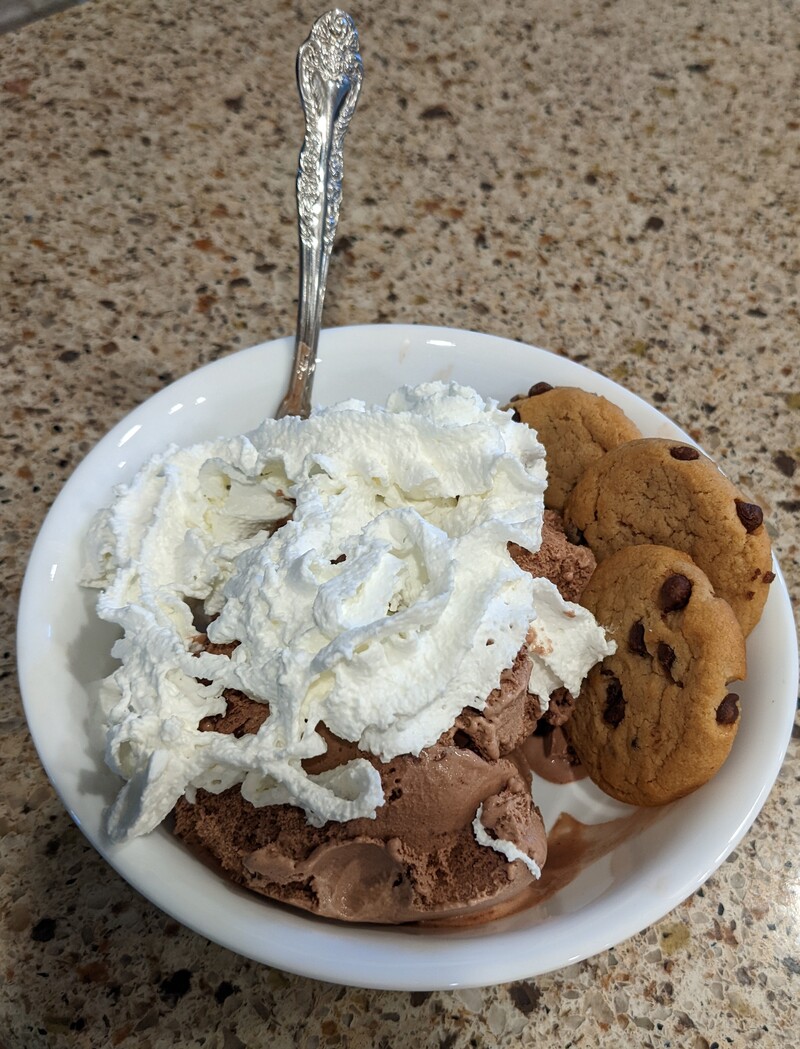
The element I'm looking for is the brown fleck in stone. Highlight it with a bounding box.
[508,981,542,1015]
[773,453,796,477]
[31,917,56,942]
[77,960,110,983]
[409,991,433,1006]
[159,969,191,1002]
[645,215,665,231]
[660,922,690,954]
[3,78,32,96]
[214,981,237,1004]
[420,104,452,120]
[332,234,357,256]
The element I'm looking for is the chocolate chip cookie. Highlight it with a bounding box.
[567,544,747,806]
[508,384,642,510]
[563,437,773,636]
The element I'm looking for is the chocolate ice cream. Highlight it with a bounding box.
[510,509,596,603]
[174,722,545,923]
[172,512,597,924]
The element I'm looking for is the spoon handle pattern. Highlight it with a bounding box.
[277,10,363,419]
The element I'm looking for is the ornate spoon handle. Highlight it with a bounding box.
[276,9,363,419]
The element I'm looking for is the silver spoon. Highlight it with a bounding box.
[276,9,363,419]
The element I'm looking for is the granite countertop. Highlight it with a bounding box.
[2,0,799,1045]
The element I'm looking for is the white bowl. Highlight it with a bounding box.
[17,324,797,990]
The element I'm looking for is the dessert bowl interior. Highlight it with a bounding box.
[17,324,797,990]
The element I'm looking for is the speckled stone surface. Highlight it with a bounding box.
[2,0,799,1045]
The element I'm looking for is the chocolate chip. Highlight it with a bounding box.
[657,642,676,677]
[511,408,521,422]
[669,445,700,460]
[716,693,740,725]
[603,678,626,727]
[628,621,647,656]
[659,574,692,612]
[527,382,553,397]
[763,571,776,584]
[735,499,763,533]
[330,553,346,564]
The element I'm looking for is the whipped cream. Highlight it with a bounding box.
[473,805,542,880]
[85,381,613,843]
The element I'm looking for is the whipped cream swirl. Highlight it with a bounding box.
[84,382,612,843]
